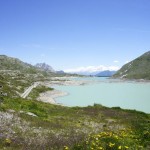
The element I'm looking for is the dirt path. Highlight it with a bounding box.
[21,82,39,98]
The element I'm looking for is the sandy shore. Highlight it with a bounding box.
[37,77,86,105]
[37,89,68,105]
[42,77,87,86]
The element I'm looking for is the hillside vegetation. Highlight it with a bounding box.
[0,55,65,98]
[113,51,150,80]
[0,55,150,149]
[0,98,150,149]
[0,55,57,76]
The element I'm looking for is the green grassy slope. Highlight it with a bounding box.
[113,51,150,80]
[0,97,150,149]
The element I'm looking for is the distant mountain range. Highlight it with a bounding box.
[68,70,116,76]
[113,51,150,80]
[56,70,65,74]
[1,51,150,81]
[95,70,116,77]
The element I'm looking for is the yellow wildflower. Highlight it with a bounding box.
[97,134,101,138]
[118,146,122,149]
[125,146,129,149]
[92,142,96,146]
[5,138,11,146]
[115,135,119,139]
[64,146,69,150]
[109,142,115,147]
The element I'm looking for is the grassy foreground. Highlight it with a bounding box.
[0,97,150,150]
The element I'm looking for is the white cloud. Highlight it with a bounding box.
[64,65,120,73]
[125,60,129,64]
[113,60,119,63]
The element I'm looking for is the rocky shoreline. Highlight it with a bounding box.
[37,89,68,105]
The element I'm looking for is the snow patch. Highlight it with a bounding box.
[121,74,127,78]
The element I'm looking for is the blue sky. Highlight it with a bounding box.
[0,0,150,72]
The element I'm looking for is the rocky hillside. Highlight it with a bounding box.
[0,55,36,73]
[0,55,56,97]
[0,55,56,75]
[113,51,150,80]
[35,63,55,73]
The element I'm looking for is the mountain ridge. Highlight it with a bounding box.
[0,55,57,75]
[95,70,116,77]
[113,51,150,80]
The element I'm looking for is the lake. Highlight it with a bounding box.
[54,77,150,113]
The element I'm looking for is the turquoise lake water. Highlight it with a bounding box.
[54,77,150,113]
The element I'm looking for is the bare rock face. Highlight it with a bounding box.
[35,63,55,73]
